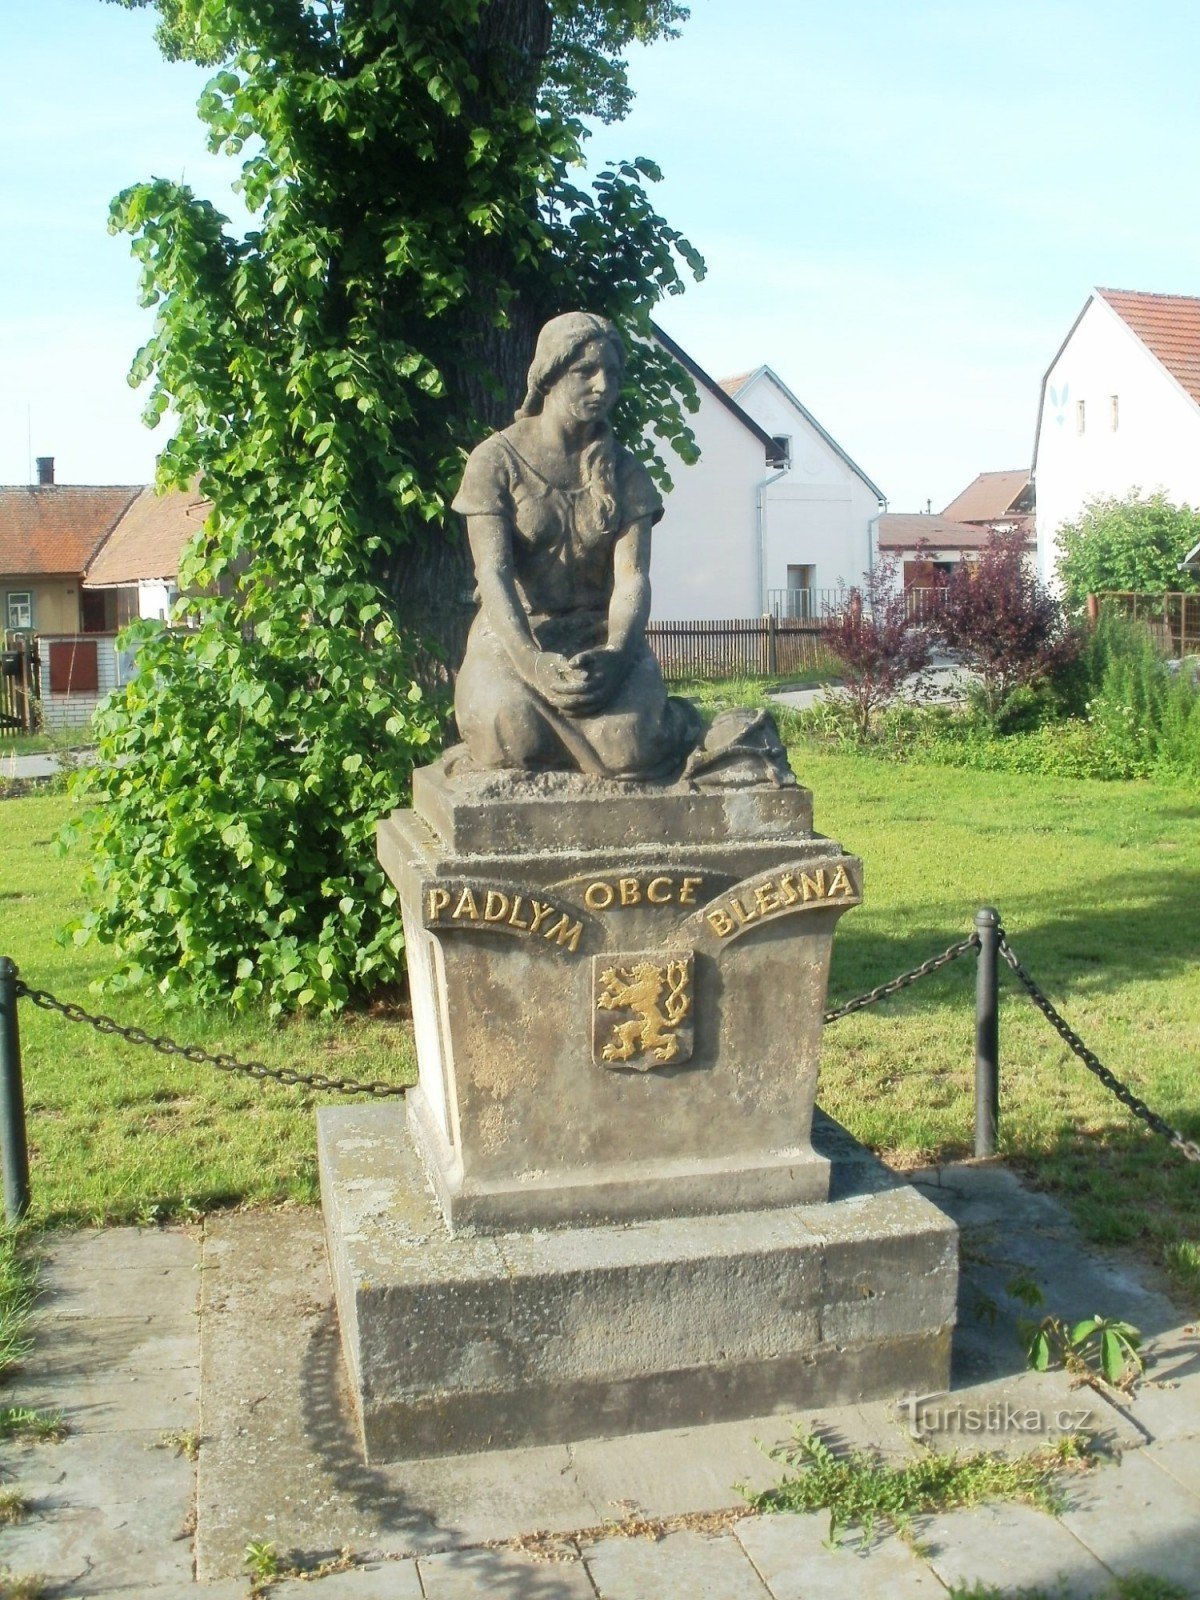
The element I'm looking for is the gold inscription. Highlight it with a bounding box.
[425,884,582,953]
[704,861,859,939]
[582,873,705,908]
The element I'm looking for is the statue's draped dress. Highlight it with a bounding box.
[453,429,699,778]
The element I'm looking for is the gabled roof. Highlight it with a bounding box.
[651,325,776,455]
[877,513,1035,552]
[1034,287,1200,473]
[941,470,1032,524]
[1097,288,1200,407]
[84,486,208,587]
[720,365,886,502]
[0,485,139,577]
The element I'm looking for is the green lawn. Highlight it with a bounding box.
[0,754,1197,1302]
[0,792,415,1226]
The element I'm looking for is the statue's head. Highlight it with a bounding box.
[516,312,625,421]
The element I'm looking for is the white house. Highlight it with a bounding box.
[1034,288,1200,585]
[721,364,886,615]
[648,329,885,619]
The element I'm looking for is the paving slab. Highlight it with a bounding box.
[734,1508,944,1598]
[582,1528,771,1598]
[1145,1436,1200,1498]
[0,1497,196,1596]
[1057,1447,1200,1595]
[418,1545,596,1599]
[196,1207,612,1578]
[271,1561,424,1597]
[915,1500,1112,1597]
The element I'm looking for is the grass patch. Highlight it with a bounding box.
[0,792,417,1226]
[0,1573,49,1600]
[949,1578,1191,1600]
[0,1407,66,1444]
[0,1231,35,1382]
[0,1489,30,1526]
[744,1429,1090,1543]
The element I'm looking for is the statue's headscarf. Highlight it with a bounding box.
[515,312,625,541]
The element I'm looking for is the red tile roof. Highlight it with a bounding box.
[717,371,755,398]
[84,487,208,587]
[941,470,1031,524]
[0,485,139,577]
[878,513,1035,552]
[1098,288,1200,406]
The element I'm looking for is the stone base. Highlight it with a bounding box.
[318,1105,958,1463]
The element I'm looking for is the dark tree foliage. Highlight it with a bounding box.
[937,529,1076,719]
[72,0,703,1015]
[823,557,932,740]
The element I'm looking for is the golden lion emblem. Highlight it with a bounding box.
[595,957,692,1065]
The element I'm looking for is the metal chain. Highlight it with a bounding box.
[13,979,406,1098]
[823,933,980,1024]
[997,933,1200,1164]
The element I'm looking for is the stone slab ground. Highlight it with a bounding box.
[1,1163,1198,1597]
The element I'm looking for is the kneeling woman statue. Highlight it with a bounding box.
[452,311,702,779]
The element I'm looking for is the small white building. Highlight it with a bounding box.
[648,329,885,619]
[1034,288,1200,585]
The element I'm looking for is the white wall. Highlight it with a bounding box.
[1036,298,1200,584]
[735,374,882,600]
[649,384,765,620]
[39,631,124,732]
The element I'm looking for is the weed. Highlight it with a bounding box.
[0,1572,49,1599]
[742,1429,1091,1544]
[155,1428,200,1461]
[1024,1314,1144,1390]
[244,1539,280,1581]
[0,1488,30,1524]
[0,1408,66,1444]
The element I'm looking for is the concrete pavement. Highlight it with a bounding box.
[2,1163,1198,1597]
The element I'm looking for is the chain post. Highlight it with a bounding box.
[974,907,1001,1158]
[0,958,31,1223]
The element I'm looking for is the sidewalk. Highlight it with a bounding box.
[2,1164,1198,1597]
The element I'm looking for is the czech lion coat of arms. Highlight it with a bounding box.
[591,950,694,1069]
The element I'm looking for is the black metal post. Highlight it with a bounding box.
[0,958,30,1222]
[974,908,1000,1157]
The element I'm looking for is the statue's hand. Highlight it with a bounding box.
[531,650,593,713]
[565,647,626,715]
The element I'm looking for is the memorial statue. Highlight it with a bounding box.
[452,311,702,779]
[451,310,793,789]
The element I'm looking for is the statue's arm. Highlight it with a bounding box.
[566,517,652,714]
[606,517,652,659]
[466,514,539,683]
[467,513,590,710]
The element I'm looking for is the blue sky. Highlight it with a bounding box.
[3,0,1199,510]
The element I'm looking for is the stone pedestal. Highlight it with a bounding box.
[378,761,861,1233]
[318,756,958,1461]
[318,1106,958,1462]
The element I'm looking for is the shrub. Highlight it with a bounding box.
[1056,491,1200,609]
[821,557,931,740]
[937,529,1077,720]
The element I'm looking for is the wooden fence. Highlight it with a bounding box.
[0,635,38,736]
[1094,592,1200,658]
[646,616,835,681]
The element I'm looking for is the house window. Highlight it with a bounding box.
[1077,399,1086,434]
[5,592,32,630]
[768,435,792,469]
[1111,394,1119,431]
